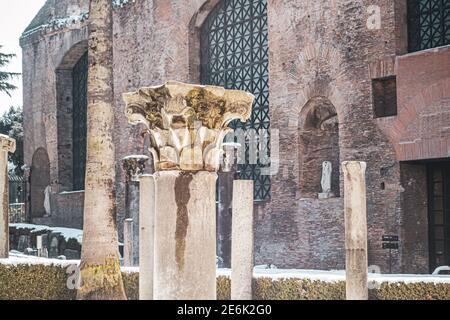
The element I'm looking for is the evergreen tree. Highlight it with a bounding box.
[0,106,23,175]
[0,46,19,97]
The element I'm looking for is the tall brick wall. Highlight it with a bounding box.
[21,0,450,273]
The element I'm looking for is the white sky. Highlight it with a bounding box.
[0,0,47,113]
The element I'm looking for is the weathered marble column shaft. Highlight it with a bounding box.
[216,171,234,268]
[153,171,217,300]
[231,180,254,300]
[342,161,368,300]
[123,218,133,267]
[139,175,155,300]
[123,155,149,266]
[0,135,16,258]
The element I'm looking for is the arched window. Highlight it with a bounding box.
[72,52,88,191]
[200,0,270,200]
[56,42,88,192]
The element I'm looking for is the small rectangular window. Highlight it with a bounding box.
[372,76,398,118]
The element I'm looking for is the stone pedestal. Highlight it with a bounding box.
[231,180,254,300]
[139,175,155,300]
[153,171,217,300]
[0,135,16,258]
[318,192,334,200]
[342,161,368,300]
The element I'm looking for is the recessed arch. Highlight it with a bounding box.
[56,41,88,191]
[188,0,222,83]
[299,96,340,198]
[30,148,50,218]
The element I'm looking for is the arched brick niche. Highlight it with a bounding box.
[30,148,50,219]
[298,97,340,198]
[55,40,88,191]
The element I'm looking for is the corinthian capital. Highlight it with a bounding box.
[123,81,254,172]
[0,134,16,153]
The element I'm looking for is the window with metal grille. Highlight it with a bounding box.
[200,0,270,201]
[407,0,450,52]
[72,52,88,191]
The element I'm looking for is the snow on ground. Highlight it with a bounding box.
[217,268,450,284]
[3,250,450,284]
[0,251,79,267]
[10,223,83,244]
[2,254,449,285]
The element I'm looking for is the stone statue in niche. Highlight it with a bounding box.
[319,161,334,199]
[44,185,52,217]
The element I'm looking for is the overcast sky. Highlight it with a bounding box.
[0,0,47,114]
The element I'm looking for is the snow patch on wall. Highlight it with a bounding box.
[22,0,136,38]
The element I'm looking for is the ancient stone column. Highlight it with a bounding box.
[0,135,16,258]
[21,165,31,223]
[216,143,240,268]
[216,172,234,268]
[138,174,155,300]
[342,161,368,300]
[123,218,133,267]
[124,81,254,300]
[122,155,149,266]
[153,171,217,299]
[231,180,254,300]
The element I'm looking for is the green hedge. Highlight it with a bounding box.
[1,264,450,300]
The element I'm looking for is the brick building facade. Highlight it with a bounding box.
[21,0,450,273]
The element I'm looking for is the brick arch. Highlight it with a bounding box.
[30,148,50,219]
[379,79,450,161]
[291,42,347,120]
[187,0,222,83]
[298,96,340,198]
[56,40,88,70]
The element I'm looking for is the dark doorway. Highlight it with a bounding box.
[428,162,450,271]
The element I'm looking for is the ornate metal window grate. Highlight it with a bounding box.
[200,0,270,201]
[72,52,88,191]
[407,0,450,52]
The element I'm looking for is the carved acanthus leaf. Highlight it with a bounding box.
[123,81,254,172]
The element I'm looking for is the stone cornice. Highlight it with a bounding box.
[20,0,136,42]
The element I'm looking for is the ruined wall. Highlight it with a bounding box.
[21,0,89,228]
[21,0,450,272]
[258,0,403,271]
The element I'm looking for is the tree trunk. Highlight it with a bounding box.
[77,0,126,300]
